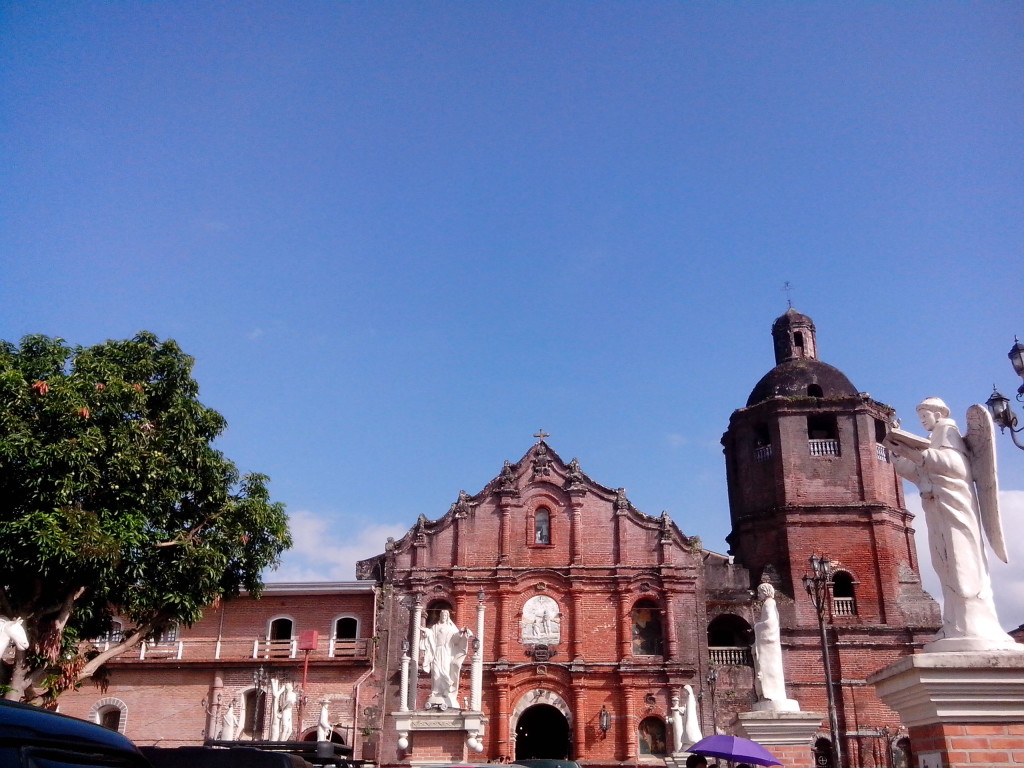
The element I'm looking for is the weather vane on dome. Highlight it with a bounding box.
[781,281,794,308]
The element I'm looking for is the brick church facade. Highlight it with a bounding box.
[54,309,942,768]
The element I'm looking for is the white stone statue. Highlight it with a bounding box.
[0,617,29,655]
[669,695,685,754]
[682,684,703,746]
[317,700,331,741]
[752,583,799,711]
[419,609,473,710]
[278,682,296,740]
[885,398,1016,651]
[269,678,296,740]
[220,702,238,741]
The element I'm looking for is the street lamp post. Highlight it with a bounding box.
[705,664,718,735]
[985,337,1024,451]
[251,666,268,741]
[803,555,843,768]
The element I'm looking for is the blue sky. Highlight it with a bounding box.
[2,3,1022,625]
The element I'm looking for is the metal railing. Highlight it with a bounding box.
[754,445,773,463]
[876,443,889,462]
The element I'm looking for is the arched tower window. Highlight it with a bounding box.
[753,424,772,462]
[533,507,551,545]
[638,716,668,756]
[831,571,857,616]
[707,613,754,666]
[631,599,664,656]
[807,383,823,397]
[807,414,840,456]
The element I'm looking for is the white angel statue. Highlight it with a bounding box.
[885,397,1016,651]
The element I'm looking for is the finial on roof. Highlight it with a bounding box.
[533,428,550,443]
[781,281,794,309]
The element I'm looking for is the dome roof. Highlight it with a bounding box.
[772,307,814,332]
[746,358,858,406]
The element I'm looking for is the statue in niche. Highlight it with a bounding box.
[885,398,1016,651]
[420,609,474,710]
[520,595,561,645]
[752,583,799,711]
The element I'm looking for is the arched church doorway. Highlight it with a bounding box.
[514,704,571,760]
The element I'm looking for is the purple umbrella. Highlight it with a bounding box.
[687,734,782,766]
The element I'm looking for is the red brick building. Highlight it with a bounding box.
[56,309,940,768]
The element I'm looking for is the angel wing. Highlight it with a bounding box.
[965,404,1008,563]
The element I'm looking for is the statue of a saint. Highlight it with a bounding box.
[220,702,238,741]
[420,609,474,710]
[269,678,284,740]
[669,695,685,754]
[317,700,332,741]
[682,684,703,746]
[752,583,799,711]
[278,682,296,741]
[886,398,1016,651]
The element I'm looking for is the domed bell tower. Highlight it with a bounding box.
[722,308,936,629]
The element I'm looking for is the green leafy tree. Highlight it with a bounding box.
[0,332,291,703]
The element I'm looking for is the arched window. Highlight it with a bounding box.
[707,613,754,666]
[831,571,857,616]
[242,689,266,739]
[807,414,840,456]
[637,716,667,756]
[631,600,664,656]
[534,508,551,545]
[334,616,358,639]
[89,698,127,734]
[268,616,294,641]
[807,384,823,397]
[425,601,455,628]
[814,737,836,768]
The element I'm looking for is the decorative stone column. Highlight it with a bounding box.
[471,591,485,712]
[409,596,423,711]
[869,650,1024,767]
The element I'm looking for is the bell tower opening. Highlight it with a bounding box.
[514,704,571,760]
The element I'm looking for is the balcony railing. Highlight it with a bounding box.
[95,636,372,663]
[832,597,856,617]
[808,438,840,457]
[708,646,753,667]
[876,443,889,462]
[754,445,773,463]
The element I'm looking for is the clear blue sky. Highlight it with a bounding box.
[2,3,1022,623]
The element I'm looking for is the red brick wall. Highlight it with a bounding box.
[909,722,1024,767]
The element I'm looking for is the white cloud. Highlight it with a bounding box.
[907,490,1024,632]
[666,433,688,448]
[267,509,407,583]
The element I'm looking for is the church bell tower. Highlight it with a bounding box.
[723,310,939,634]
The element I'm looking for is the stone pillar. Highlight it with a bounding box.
[471,595,484,711]
[617,591,632,659]
[409,597,424,711]
[869,650,1024,768]
[399,652,410,712]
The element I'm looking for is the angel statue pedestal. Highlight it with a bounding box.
[730,710,827,768]
[870,398,1024,767]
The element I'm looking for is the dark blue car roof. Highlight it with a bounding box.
[0,698,142,752]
